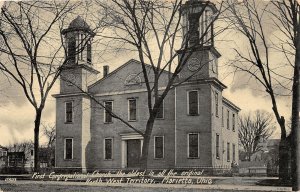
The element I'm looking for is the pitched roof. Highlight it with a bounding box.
[89,59,173,89]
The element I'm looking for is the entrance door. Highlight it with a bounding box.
[127,139,141,168]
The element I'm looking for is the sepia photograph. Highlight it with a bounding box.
[0,0,299,191]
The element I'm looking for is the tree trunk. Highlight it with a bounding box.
[140,117,155,170]
[278,138,290,182]
[33,109,42,172]
[291,35,300,191]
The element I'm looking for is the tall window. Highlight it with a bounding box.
[128,99,137,121]
[104,138,113,160]
[227,110,230,129]
[232,113,235,131]
[188,133,199,158]
[232,143,236,162]
[156,99,164,119]
[227,142,230,162]
[65,102,73,123]
[154,136,164,159]
[87,40,91,63]
[104,101,113,123]
[188,91,199,115]
[64,138,73,160]
[221,107,224,127]
[215,92,219,117]
[216,134,220,159]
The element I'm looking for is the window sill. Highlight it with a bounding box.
[104,122,113,124]
[64,159,75,161]
[187,114,199,116]
[64,122,73,124]
[155,118,165,120]
[128,120,137,122]
[154,157,164,160]
[104,159,113,161]
[187,157,199,159]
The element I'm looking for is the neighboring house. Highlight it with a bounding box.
[27,147,55,171]
[250,139,280,162]
[53,0,240,172]
[0,146,8,169]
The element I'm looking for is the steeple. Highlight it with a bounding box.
[62,16,95,66]
[181,0,218,47]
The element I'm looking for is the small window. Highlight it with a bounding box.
[156,98,164,119]
[221,107,224,127]
[215,92,219,117]
[188,91,199,115]
[188,133,199,158]
[64,138,73,160]
[30,150,34,156]
[104,101,113,123]
[227,142,230,162]
[128,99,137,121]
[65,102,73,123]
[154,136,164,159]
[104,138,113,160]
[232,113,235,131]
[216,134,220,159]
[232,143,236,162]
[227,110,230,129]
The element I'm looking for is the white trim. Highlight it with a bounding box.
[120,133,143,168]
[104,138,113,160]
[187,133,199,158]
[187,90,199,115]
[95,87,166,97]
[64,138,73,160]
[65,101,74,123]
[104,100,113,123]
[154,136,164,159]
[128,98,137,121]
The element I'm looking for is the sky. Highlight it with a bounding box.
[0,0,295,146]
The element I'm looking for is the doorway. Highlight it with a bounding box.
[127,139,141,168]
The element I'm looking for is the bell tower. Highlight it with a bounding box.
[60,16,99,94]
[179,0,220,80]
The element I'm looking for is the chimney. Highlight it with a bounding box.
[103,65,109,78]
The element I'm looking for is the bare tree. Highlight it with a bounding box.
[225,0,298,182]
[239,110,275,161]
[89,0,224,169]
[41,123,55,167]
[0,1,86,171]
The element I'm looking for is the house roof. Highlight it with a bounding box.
[223,97,241,112]
[88,59,173,90]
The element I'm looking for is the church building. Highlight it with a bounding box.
[53,0,240,172]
